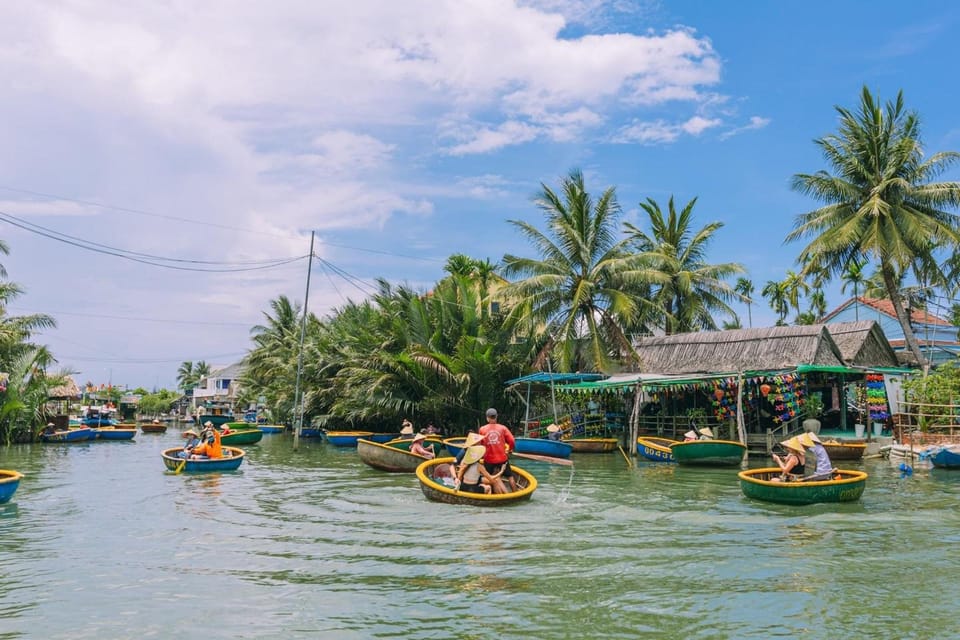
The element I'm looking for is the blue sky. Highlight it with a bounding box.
[1,0,958,389]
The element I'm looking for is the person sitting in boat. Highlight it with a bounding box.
[42,422,57,436]
[455,444,504,494]
[424,422,439,436]
[772,436,806,481]
[179,429,201,457]
[191,424,224,459]
[697,426,714,440]
[546,423,563,441]
[683,430,698,441]
[800,432,835,481]
[410,433,436,459]
[399,420,415,439]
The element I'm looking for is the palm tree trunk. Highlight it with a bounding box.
[881,264,925,367]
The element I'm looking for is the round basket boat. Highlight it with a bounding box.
[161,447,245,473]
[567,438,618,453]
[636,436,679,462]
[0,469,24,504]
[738,467,867,505]
[415,457,537,506]
[325,431,374,447]
[357,438,434,472]
[670,439,746,466]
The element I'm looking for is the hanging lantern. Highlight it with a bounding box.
[714,388,725,401]
[760,384,771,396]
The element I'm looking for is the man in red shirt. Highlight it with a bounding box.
[478,407,517,492]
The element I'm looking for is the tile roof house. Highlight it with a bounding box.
[821,297,959,366]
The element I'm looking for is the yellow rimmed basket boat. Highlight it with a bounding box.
[415,457,537,506]
[738,467,867,505]
[566,438,618,453]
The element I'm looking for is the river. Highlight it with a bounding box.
[1,430,957,639]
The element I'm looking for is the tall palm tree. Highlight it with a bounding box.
[788,87,960,365]
[176,361,194,392]
[840,258,867,320]
[781,270,810,323]
[625,196,744,334]
[761,279,790,325]
[501,169,650,371]
[734,277,755,328]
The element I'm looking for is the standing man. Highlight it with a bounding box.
[478,408,517,492]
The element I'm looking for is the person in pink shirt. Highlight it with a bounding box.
[478,408,517,492]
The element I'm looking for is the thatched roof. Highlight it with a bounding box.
[634,325,846,375]
[48,377,81,399]
[823,320,900,367]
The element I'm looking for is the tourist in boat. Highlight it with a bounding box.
[190,424,224,459]
[179,429,201,458]
[455,444,503,494]
[697,426,714,440]
[772,436,805,480]
[399,419,415,438]
[479,408,517,492]
[410,433,436,459]
[800,432,835,480]
[546,423,563,441]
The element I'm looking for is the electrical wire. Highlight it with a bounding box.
[0,210,308,272]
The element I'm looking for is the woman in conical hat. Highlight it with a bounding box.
[773,436,805,480]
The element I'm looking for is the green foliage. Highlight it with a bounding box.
[902,362,960,429]
[804,392,824,418]
[139,389,179,415]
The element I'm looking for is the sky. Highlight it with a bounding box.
[1,0,959,390]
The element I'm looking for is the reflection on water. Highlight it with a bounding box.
[0,434,958,638]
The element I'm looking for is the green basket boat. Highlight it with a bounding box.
[357,439,433,472]
[219,427,264,446]
[670,439,746,466]
[738,467,868,505]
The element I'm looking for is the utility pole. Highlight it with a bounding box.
[293,231,315,451]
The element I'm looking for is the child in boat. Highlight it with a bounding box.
[800,432,835,480]
[410,433,436,459]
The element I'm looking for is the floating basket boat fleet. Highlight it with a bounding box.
[19,417,933,509]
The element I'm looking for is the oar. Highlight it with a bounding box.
[511,451,573,466]
[173,449,188,475]
[618,445,634,468]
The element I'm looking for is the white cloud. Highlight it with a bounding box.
[615,115,721,144]
[719,115,772,140]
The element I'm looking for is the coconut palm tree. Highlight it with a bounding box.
[734,277,755,328]
[840,258,867,320]
[625,196,744,334]
[500,169,651,371]
[788,87,960,366]
[781,270,810,323]
[176,361,195,392]
[761,279,790,325]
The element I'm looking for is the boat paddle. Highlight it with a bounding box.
[173,448,189,475]
[511,451,573,466]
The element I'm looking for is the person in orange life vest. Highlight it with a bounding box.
[478,408,517,492]
[191,422,224,459]
[410,433,436,459]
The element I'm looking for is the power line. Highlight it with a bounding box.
[0,185,443,262]
[8,306,253,327]
[0,210,307,272]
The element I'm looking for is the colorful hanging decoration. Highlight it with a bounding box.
[865,373,889,421]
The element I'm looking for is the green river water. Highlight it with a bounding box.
[1,430,957,639]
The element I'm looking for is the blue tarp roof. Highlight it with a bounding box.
[505,372,606,386]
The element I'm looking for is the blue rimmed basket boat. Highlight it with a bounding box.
[442,437,468,457]
[636,436,679,462]
[161,447,245,473]
[0,470,24,504]
[924,445,960,469]
[513,437,572,459]
[258,424,284,434]
[415,457,537,506]
[738,467,867,505]
[92,427,137,441]
[40,427,95,442]
[325,431,374,447]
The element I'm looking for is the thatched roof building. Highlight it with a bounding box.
[632,321,900,376]
[824,321,900,367]
[48,377,81,399]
